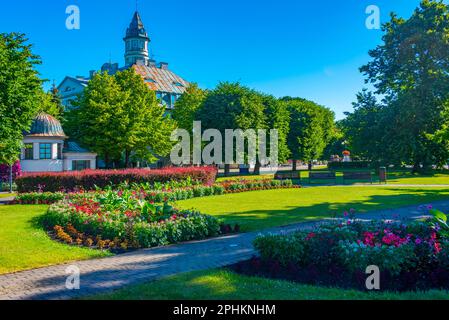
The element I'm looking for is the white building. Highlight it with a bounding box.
[20,113,97,173]
[58,11,189,111]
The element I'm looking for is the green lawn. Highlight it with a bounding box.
[217,169,449,185]
[90,269,449,300]
[0,205,111,275]
[176,186,449,231]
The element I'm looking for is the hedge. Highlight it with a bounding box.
[15,167,218,193]
[14,179,298,205]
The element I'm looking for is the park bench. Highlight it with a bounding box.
[308,172,336,184]
[343,171,373,184]
[274,172,301,183]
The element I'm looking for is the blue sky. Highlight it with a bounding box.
[0,0,441,119]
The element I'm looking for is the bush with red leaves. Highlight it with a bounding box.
[15,166,218,193]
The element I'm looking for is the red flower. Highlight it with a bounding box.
[306,232,316,241]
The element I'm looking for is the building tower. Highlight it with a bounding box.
[124,11,150,66]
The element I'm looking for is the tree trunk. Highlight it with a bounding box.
[292,160,297,172]
[9,165,13,194]
[125,150,131,168]
[224,164,231,177]
[254,161,261,175]
[412,162,420,174]
[104,154,110,169]
[308,162,313,171]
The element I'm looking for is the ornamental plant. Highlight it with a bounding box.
[252,216,449,291]
[15,179,298,205]
[15,166,218,193]
[41,189,223,249]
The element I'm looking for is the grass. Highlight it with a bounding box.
[217,169,449,185]
[0,205,111,275]
[90,269,449,300]
[176,186,449,231]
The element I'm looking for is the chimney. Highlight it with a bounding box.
[159,62,169,70]
[148,59,156,67]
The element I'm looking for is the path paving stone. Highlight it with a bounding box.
[0,199,448,300]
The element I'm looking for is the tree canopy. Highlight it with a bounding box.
[66,69,175,168]
[344,0,449,171]
[36,89,64,120]
[283,97,335,170]
[172,83,206,134]
[0,33,43,165]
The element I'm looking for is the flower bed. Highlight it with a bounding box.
[231,211,449,291]
[15,166,218,193]
[40,190,230,250]
[14,179,299,205]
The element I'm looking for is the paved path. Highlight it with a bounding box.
[1,200,449,300]
[0,193,15,205]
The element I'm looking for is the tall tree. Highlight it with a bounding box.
[0,33,42,166]
[340,90,384,161]
[196,82,266,176]
[65,72,129,168]
[360,0,449,171]
[66,69,176,168]
[115,69,176,167]
[261,94,290,172]
[172,83,206,133]
[284,97,335,171]
[36,90,64,120]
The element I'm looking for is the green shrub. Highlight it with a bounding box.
[254,233,306,267]
[42,202,221,249]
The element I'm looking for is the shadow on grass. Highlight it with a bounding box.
[275,168,449,186]
[204,188,449,230]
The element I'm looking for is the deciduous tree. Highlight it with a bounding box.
[0,33,42,165]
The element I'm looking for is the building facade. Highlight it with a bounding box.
[58,11,189,110]
[21,113,97,173]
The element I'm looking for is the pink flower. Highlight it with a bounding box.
[434,242,442,254]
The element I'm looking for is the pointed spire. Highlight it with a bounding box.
[125,11,149,39]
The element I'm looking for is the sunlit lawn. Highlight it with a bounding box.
[0,205,111,275]
[176,186,449,232]
[91,269,449,300]
[217,169,449,185]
